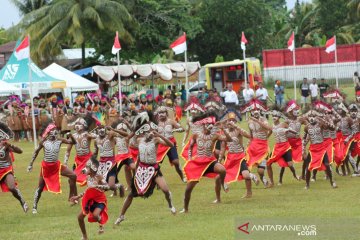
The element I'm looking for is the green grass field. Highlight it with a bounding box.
[1,85,360,240]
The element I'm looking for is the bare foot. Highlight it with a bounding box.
[114,215,125,226]
[241,193,252,198]
[22,202,29,213]
[304,185,309,190]
[332,182,338,188]
[179,209,188,214]
[170,206,176,215]
[277,182,282,186]
[98,225,104,234]
[267,182,274,188]
[212,199,221,204]
[222,183,229,193]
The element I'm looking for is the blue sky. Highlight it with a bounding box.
[0,0,311,29]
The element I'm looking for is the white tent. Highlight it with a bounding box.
[0,80,21,96]
[43,63,99,92]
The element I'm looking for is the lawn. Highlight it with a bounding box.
[1,84,359,240]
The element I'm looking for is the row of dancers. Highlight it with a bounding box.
[1,91,359,240]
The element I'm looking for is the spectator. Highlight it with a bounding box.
[309,78,319,103]
[274,80,285,106]
[243,84,255,103]
[318,78,330,100]
[171,85,176,100]
[220,83,239,109]
[197,87,208,105]
[180,85,186,105]
[155,91,164,104]
[299,78,310,108]
[354,72,360,91]
[238,86,245,106]
[255,82,268,106]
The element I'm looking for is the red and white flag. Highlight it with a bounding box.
[14,36,30,60]
[287,32,295,51]
[325,36,336,53]
[241,32,248,50]
[112,32,121,55]
[170,33,187,55]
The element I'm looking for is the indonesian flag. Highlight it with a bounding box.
[325,36,336,53]
[170,33,187,55]
[287,32,295,51]
[112,32,121,55]
[241,32,248,50]
[14,36,30,60]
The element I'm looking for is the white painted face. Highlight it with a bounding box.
[98,128,106,137]
[357,96,360,102]
[49,129,58,139]
[293,109,299,116]
[75,123,84,132]
[308,115,316,125]
[272,116,279,122]
[252,110,260,118]
[158,111,167,120]
[205,124,214,131]
[350,111,357,119]
[190,109,198,116]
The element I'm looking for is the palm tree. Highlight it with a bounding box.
[11,0,50,15]
[348,0,360,18]
[19,0,134,65]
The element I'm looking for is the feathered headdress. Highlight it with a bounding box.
[204,96,223,111]
[313,100,333,112]
[285,100,300,113]
[184,96,205,112]
[220,109,240,121]
[38,119,56,139]
[132,111,150,130]
[348,102,358,111]
[154,106,168,115]
[323,89,344,101]
[192,112,218,125]
[240,99,268,113]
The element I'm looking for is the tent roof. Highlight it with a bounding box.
[73,67,92,76]
[0,80,21,96]
[92,62,201,82]
[43,63,99,92]
[0,44,66,92]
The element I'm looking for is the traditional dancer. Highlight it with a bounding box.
[155,106,185,182]
[216,111,257,201]
[112,118,135,195]
[181,113,232,213]
[0,121,28,212]
[282,100,307,180]
[64,114,96,186]
[27,120,78,214]
[241,99,271,187]
[346,103,360,176]
[302,110,337,189]
[114,118,176,225]
[71,156,109,240]
[93,125,127,194]
[267,108,300,186]
[6,97,23,141]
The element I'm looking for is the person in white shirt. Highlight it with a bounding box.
[255,82,268,106]
[309,78,319,103]
[243,84,255,103]
[220,84,239,107]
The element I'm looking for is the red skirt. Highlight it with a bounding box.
[175,106,182,122]
[323,138,334,164]
[115,153,132,165]
[41,161,63,194]
[288,138,302,163]
[82,188,108,225]
[74,152,92,186]
[308,142,328,171]
[183,155,218,182]
[224,152,246,184]
[246,138,269,168]
[181,136,197,162]
[343,135,355,161]
[157,137,176,163]
[0,166,16,192]
[351,132,360,157]
[267,142,292,167]
[129,147,139,162]
[333,132,344,166]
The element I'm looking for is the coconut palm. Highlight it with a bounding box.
[19,0,134,65]
[11,0,50,15]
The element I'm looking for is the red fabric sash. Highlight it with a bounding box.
[129,147,139,163]
[224,152,246,184]
[41,161,62,193]
[323,138,334,164]
[246,138,269,167]
[115,153,132,164]
[74,152,92,186]
[183,155,217,182]
[333,132,344,166]
[181,136,197,162]
[175,106,182,122]
[308,142,328,171]
[82,188,108,225]
[0,166,15,192]
[156,137,176,163]
[288,137,303,163]
[351,132,360,157]
[267,142,292,167]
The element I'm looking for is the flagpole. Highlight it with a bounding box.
[334,36,339,88]
[28,35,37,149]
[293,41,297,100]
[184,43,189,102]
[116,32,122,115]
[243,50,247,89]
